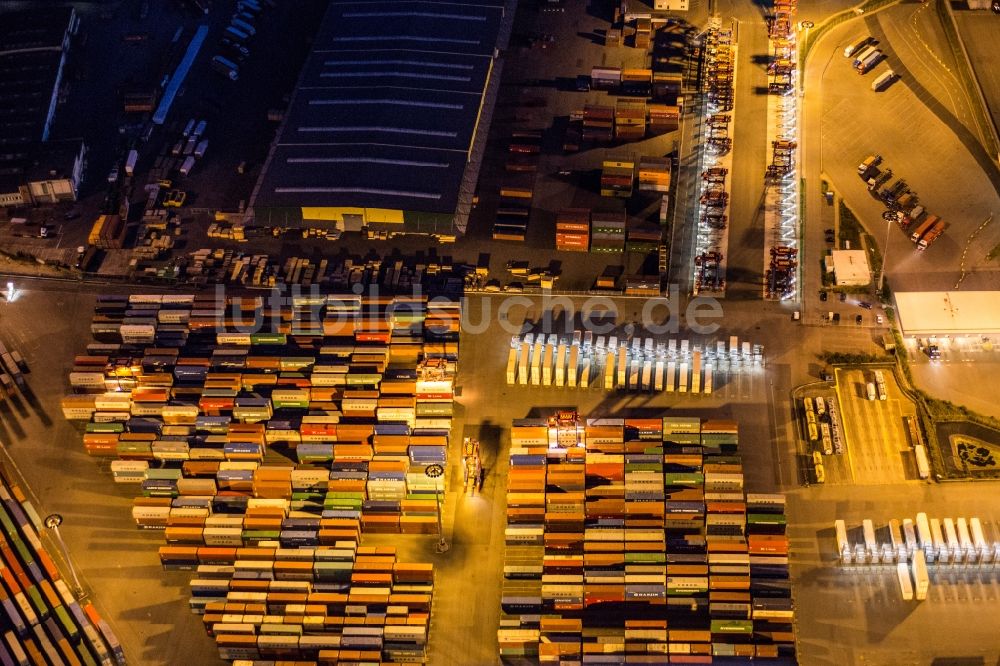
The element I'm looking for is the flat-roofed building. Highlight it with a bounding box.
[250,0,509,240]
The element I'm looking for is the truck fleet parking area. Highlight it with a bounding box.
[832,367,920,485]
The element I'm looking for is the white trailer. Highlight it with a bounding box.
[889,519,907,562]
[628,359,640,389]
[902,518,917,558]
[580,357,591,389]
[835,519,850,563]
[654,360,665,391]
[944,518,960,562]
[125,149,138,176]
[518,343,531,385]
[703,363,713,395]
[567,346,579,387]
[957,518,973,563]
[542,343,554,386]
[555,342,567,387]
[530,343,543,385]
[668,338,677,358]
[604,351,616,389]
[641,360,652,391]
[916,513,934,561]
[914,444,930,479]
[970,518,990,563]
[666,361,676,392]
[617,347,627,387]
[863,519,878,562]
[678,362,689,393]
[912,550,929,600]
[691,351,702,394]
[931,518,949,564]
[896,562,914,601]
[506,348,518,385]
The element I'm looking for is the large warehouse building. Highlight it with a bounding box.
[893,291,1000,338]
[249,0,509,239]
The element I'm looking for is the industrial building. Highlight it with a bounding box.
[0,6,83,207]
[893,291,1000,338]
[249,0,509,240]
[825,249,871,287]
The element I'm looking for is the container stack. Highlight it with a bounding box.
[614,99,646,141]
[652,72,684,102]
[555,209,591,252]
[626,223,661,255]
[638,156,672,192]
[495,174,534,242]
[185,544,434,663]
[648,104,681,133]
[0,468,125,664]
[634,18,652,49]
[600,159,635,198]
[498,414,795,663]
[620,68,652,96]
[582,105,614,143]
[590,67,621,91]
[87,214,126,249]
[64,293,460,661]
[590,210,627,253]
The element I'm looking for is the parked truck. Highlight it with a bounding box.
[845,37,873,58]
[125,149,138,176]
[857,154,881,175]
[852,46,878,68]
[856,50,883,74]
[212,55,240,81]
[917,218,945,250]
[871,69,897,91]
[909,214,939,244]
[896,562,914,600]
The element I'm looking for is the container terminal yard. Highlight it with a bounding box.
[2,0,1000,665]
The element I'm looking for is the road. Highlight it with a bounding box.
[952,8,1000,153]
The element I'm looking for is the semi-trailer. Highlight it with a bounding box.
[917,218,945,250]
[567,345,579,387]
[555,341,567,387]
[903,518,917,558]
[856,50,883,74]
[542,342,554,386]
[518,343,530,385]
[678,362,689,393]
[863,519,878,562]
[654,360,665,391]
[871,69,897,91]
[616,346,627,387]
[666,361,676,392]
[530,343,542,385]
[897,562,914,601]
[845,37,873,58]
[641,360,652,390]
[604,351,615,389]
[914,444,930,479]
[852,46,878,68]
[909,214,939,244]
[931,518,948,564]
[125,149,138,176]
[916,512,934,560]
[506,347,517,385]
[212,54,240,80]
[835,519,850,562]
[912,550,929,600]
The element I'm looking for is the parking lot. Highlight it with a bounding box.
[787,480,1000,666]
[832,366,921,485]
[907,336,1000,421]
[803,12,1000,295]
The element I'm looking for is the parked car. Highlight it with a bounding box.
[819,290,828,302]
[856,314,863,326]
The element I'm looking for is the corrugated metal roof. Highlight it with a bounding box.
[252,0,504,223]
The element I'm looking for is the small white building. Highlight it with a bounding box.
[826,249,871,286]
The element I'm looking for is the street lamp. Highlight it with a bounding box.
[877,215,892,296]
[44,514,85,598]
[424,464,449,553]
